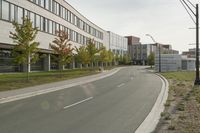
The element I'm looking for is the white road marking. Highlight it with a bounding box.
[117,83,125,88]
[64,97,93,109]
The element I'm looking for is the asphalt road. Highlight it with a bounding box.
[0,66,162,133]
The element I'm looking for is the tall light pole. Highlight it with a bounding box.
[180,0,200,85]
[146,34,161,72]
[195,4,200,84]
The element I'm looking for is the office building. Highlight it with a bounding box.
[108,31,128,56]
[0,0,112,72]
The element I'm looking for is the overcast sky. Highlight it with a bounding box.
[66,0,200,53]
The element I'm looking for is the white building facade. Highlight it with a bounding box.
[108,31,128,56]
[0,0,111,72]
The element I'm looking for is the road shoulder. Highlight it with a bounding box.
[135,73,169,133]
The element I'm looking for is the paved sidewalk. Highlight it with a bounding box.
[0,67,123,104]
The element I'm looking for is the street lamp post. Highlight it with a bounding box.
[146,34,161,72]
[195,4,200,85]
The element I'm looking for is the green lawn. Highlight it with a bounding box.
[0,68,104,92]
[161,71,195,81]
[155,71,200,132]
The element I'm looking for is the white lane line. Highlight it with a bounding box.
[117,83,125,88]
[64,97,93,109]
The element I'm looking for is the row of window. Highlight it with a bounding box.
[0,0,103,48]
[28,0,103,40]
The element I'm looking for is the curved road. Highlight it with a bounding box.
[0,66,162,133]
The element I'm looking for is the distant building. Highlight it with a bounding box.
[108,31,128,56]
[155,54,195,72]
[182,48,200,58]
[155,54,182,72]
[128,43,156,65]
[125,36,141,45]
[182,56,195,71]
[125,36,179,65]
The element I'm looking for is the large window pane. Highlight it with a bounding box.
[45,19,49,33]
[49,20,52,34]
[17,7,23,24]
[56,23,59,32]
[56,2,59,15]
[2,0,9,21]
[52,21,55,35]
[65,9,68,20]
[41,17,45,31]
[10,4,15,21]
[40,0,45,8]
[24,10,29,18]
[67,11,70,22]
[30,12,35,28]
[45,0,49,10]
[36,14,40,29]
[52,0,55,13]
[62,7,65,19]
[49,0,52,12]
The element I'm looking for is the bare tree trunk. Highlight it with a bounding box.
[27,52,30,81]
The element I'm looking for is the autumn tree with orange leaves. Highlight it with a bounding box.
[50,30,73,76]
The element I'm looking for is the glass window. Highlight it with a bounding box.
[24,10,29,18]
[56,2,59,15]
[52,0,55,13]
[30,12,35,28]
[49,20,52,34]
[52,21,55,35]
[56,23,59,32]
[2,0,9,21]
[45,0,49,10]
[67,10,70,22]
[41,17,45,31]
[62,7,65,19]
[35,14,40,29]
[65,9,67,20]
[68,29,71,39]
[60,25,63,31]
[71,13,74,24]
[10,4,15,21]
[49,0,52,12]
[74,16,77,26]
[40,0,45,7]
[45,18,48,33]
[17,7,23,24]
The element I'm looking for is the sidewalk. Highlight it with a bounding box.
[0,67,123,104]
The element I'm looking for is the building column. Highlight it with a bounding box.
[44,54,51,71]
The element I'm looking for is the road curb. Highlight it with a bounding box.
[135,73,169,133]
[0,67,123,104]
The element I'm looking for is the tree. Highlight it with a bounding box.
[99,46,108,68]
[147,52,155,68]
[107,50,114,66]
[122,54,131,65]
[75,45,90,69]
[10,16,39,81]
[114,53,120,65]
[86,39,100,68]
[49,30,73,76]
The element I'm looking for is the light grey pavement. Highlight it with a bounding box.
[0,66,162,133]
